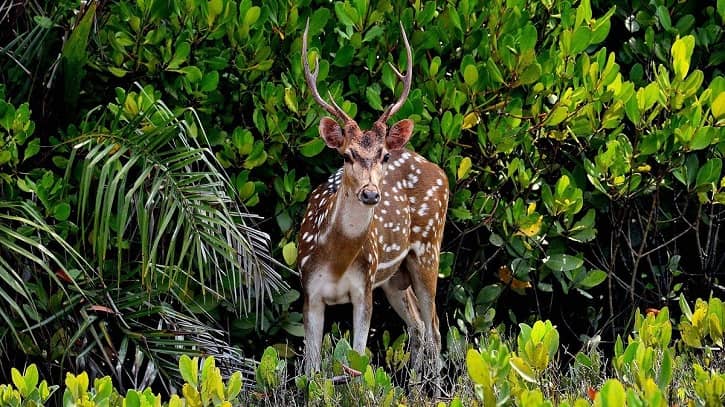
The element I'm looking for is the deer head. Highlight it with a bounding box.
[302,20,413,206]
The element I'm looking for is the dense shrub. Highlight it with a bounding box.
[0,296,723,406]
[1,0,724,395]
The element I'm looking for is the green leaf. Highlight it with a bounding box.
[332,45,355,67]
[34,15,53,29]
[466,349,488,385]
[510,356,537,383]
[438,251,454,278]
[519,63,541,85]
[365,86,383,111]
[579,269,607,288]
[177,66,203,82]
[597,379,625,406]
[656,6,672,31]
[282,241,297,266]
[23,138,40,161]
[520,24,537,51]
[61,3,96,110]
[671,35,695,80]
[347,349,369,372]
[658,348,673,389]
[24,365,38,396]
[52,202,71,221]
[233,128,254,155]
[457,157,472,180]
[257,347,280,389]
[463,65,478,86]
[208,0,223,24]
[591,8,614,44]
[690,127,714,150]
[476,284,502,304]
[625,95,641,123]
[571,26,591,54]
[299,138,326,158]
[0,150,11,166]
[226,371,242,400]
[545,106,568,126]
[363,26,384,43]
[179,355,198,387]
[284,87,298,114]
[108,67,128,77]
[282,321,305,337]
[544,254,583,272]
[334,2,356,27]
[487,59,504,84]
[696,158,722,187]
[167,42,190,70]
[679,294,693,320]
[124,390,141,407]
[200,71,219,92]
[11,368,25,394]
[244,6,261,26]
[309,8,331,33]
[712,91,725,120]
[575,0,592,27]
[244,140,268,168]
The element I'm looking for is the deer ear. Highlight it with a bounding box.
[386,119,413,150]
[319,117,344,149]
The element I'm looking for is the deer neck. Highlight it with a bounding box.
[320,180,375,248]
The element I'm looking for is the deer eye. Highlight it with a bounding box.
[342,152,352,163]
[382,153,391,163]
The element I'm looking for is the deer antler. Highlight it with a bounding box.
[302,19,352,123]
[377,22,413,125]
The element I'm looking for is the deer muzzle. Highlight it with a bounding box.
[358,186,380,205]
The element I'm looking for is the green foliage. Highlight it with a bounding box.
[1,0,724,398]
[691,364,725,407]
[0,86,37,172]
[61,3,96,112]
[256,347,283,391]
[0,365,56,406]
[466,332,512,405]
[0,81,278,389]
[0,301,724,405]
[1,356,242,407]
[516,320,560,376]
[613,308,674,392]
[176,356,242,407]
[679,295,725,348]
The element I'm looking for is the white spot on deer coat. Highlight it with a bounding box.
[417,203,429,216]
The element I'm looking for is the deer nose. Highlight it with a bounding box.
[359,188,380,205]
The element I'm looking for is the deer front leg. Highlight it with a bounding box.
[351,278,373,354]
[303,294,325,374]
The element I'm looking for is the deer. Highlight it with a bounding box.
[298,20,449,387]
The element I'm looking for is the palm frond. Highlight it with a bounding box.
[0,200,94,345]
[68,84,287,315]
[73,292,257,393]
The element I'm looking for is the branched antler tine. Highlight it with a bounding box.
[387,62,405,80]
[327,91,348,118]
[378,22,413,124]
[302,19,351,123]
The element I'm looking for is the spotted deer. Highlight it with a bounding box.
[298,21,449,380]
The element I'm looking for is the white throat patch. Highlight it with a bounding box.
[336,192,374,238]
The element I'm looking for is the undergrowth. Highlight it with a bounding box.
[1,296,723,406]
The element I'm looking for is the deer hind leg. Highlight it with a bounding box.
[404,251,442,389]
[381,277,424,370]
